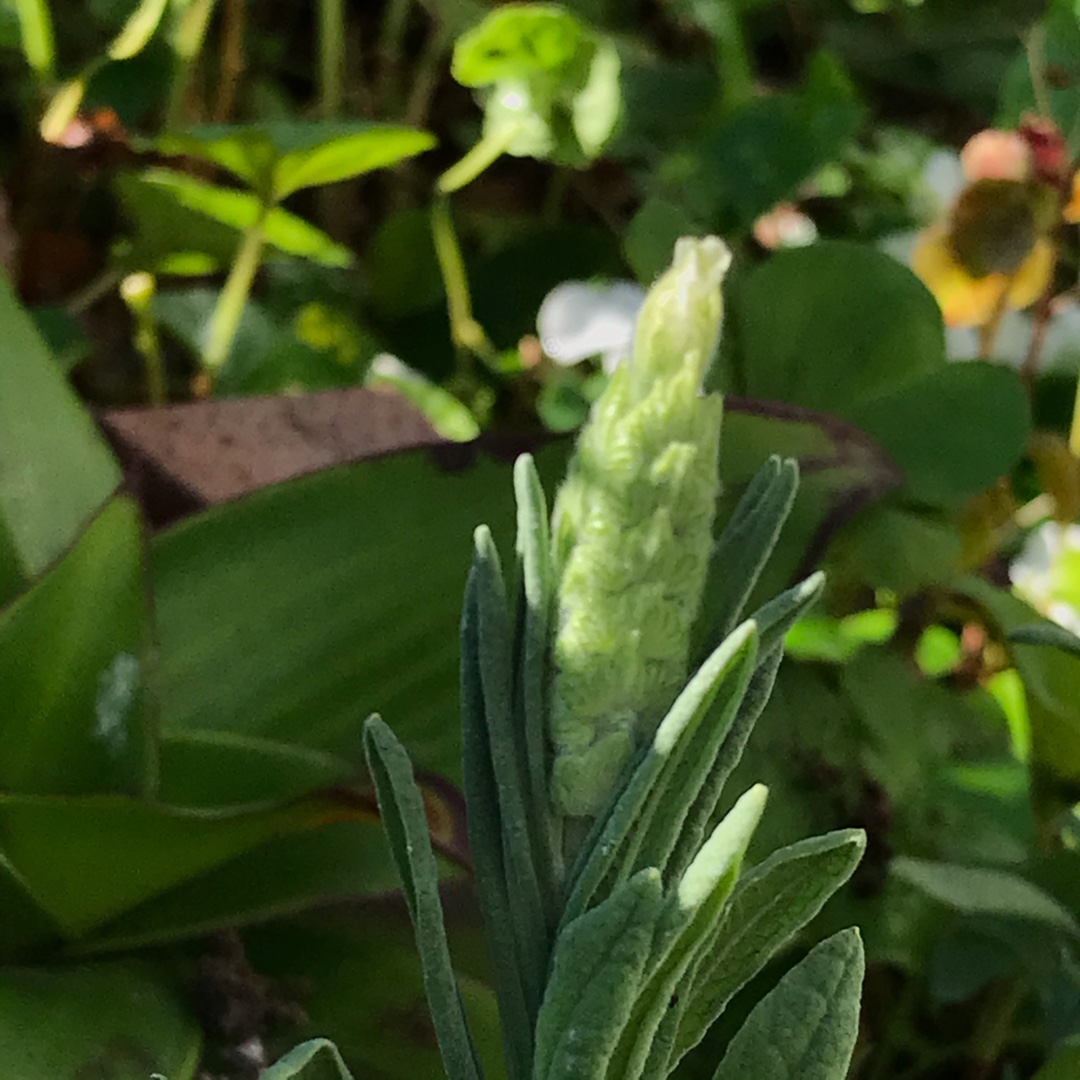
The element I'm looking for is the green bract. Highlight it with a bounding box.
[549,236,731,819]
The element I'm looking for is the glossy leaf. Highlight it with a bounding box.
[711,929,864,1080]
[0,959,201,1080]
[0,276,119,604]
[0,791,366,938]
[0,497,151,797]
[152,444,569,782]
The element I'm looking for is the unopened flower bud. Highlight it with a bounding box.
[548,236,731,820]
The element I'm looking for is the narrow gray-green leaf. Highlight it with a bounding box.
[470,527,549,1021]
[262,1038,355,1080]
[461,573,532,1080]
[362,717,483,1080]
[711,929,865,1080]
[512,454,558,912]
[672,829,866,1067]
[535,869,664,1080]
[608,786,769,1080]
[700,457,799,643]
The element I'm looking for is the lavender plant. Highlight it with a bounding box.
[274,236,868,1080]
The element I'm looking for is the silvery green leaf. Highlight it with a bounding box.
[711,929,865,1080]
[561,621,759,928]
[362,718,483,1080]
[261,1038,355,1079]
[671,829,866,1068]
[512,455,559,913]
[699,457,799,644]
[606,786,769,1080]
[468,527,549,1018]
[535,869,664,1080]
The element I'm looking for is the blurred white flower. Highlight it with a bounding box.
[1009,521,1080,635]
[537,280,646,372]
[752,203,818,250]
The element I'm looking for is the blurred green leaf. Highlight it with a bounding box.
[893,857,1080,937]
[106,0,167,59]
[366,355,480,442]
[11,0,53,79]
[962,578,1080,784]
[452,5,584,86]
[0,276,120,605]
[152,445,569,781]
[785,609,897,663]
[1035,1038,1080,1080]
[263,1039,355,1080]
[452,4,620,164]
[127,169,353,269]
[0,959,201,1080]
[157,123,435,201]
[0,497,152,797]
[0,790,372,939]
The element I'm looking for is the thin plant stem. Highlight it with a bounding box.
[166,0,218,129]
[203,205,270,376]
[712,1,754,117]
[212,0,245,122]
[377,0,412,105]
[437,125,518,195]
[431,195,491,358]
[404,15,451,127]
[318,0,345,119]
[977,284,1010,359]
[966,977,1027,1080]
[120,272,166,405]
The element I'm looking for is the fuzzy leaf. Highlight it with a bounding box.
[362,717,483,1080]
[672,829,866,1067]
[699,456,799,644]
[711,929,865,1080]
[534,869,664,1080]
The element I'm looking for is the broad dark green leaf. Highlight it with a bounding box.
[0,959,201,1080]
[70,820,400,955]
[0,791,363,938]
[0,497,152,797]
[152,445,568,782]
[711,929,864,1080]
[0,276,119,604]
[363,717,484,1080]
